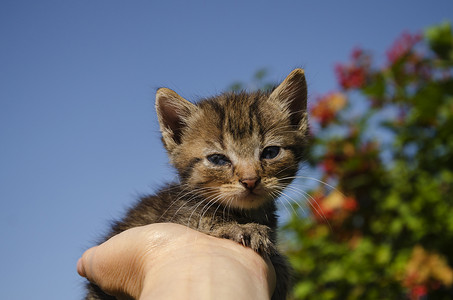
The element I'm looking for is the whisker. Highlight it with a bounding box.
[170,187,218,223]
[275,187,309,217]
[279,175,345,198]
[158,184,196,221]
[187,196,214,227]
[197,193,224,228]
[222,195,235,223]
[271,189,294,217]
[282,185,333,232]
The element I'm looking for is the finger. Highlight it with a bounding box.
[77,257,85,277]
[77,246,98,282]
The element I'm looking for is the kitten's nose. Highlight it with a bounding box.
[240,177,261,191]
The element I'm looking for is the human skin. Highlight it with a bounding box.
[77,223,276,300]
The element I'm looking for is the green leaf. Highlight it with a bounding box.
[293,282,315,298]
[425,21,453,62]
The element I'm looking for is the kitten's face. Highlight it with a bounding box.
[156,69,308,209]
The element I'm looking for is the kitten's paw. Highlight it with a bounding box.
[211,223,276,256]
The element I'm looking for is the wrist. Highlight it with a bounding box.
[140,234,275,300]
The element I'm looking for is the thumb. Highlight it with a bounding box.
[77,233,147,299]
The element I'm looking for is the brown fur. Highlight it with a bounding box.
[85,69,308,300]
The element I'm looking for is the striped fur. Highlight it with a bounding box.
[85,69,308,300]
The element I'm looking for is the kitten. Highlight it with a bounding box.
[85,69,308,300]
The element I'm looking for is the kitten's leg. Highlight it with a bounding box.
[209,222,291,299]
[209,222,277,256]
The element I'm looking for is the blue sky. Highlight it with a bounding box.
[1,1,451,299]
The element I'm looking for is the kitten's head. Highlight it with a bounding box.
[156,69,308,209]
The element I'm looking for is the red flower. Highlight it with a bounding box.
[321,157,338,176]
[311,92,347,127]
[351,47,364,60]
[343,197,358,211]
[335,47,371,90]
[311,195,335,222]
[410,285,427,300]
[387,31,422,64]
[309,191,358,224]
[335,64,366,89]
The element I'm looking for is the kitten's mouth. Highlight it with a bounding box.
[234,189,270,209]
[208,184,273,209]
[239,186,259,196]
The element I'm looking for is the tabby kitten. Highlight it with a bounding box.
[85,69,308,300]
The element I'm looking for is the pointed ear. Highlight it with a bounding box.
[269,69,307,130]
[155,88,196,150]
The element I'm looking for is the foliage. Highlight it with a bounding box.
[285,22,453,300]
[233,22,453,299]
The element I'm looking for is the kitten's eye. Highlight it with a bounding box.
[261,146,281,160]
[207,154,231,166]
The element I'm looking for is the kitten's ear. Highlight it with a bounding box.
[269,69,307,130]
[155,88,197,150]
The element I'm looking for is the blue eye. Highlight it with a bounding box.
[261,146,280,160]
[207,154,231,166]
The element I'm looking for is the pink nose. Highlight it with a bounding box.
[240,177,261,190]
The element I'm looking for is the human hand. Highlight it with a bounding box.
[78,223,276,300]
